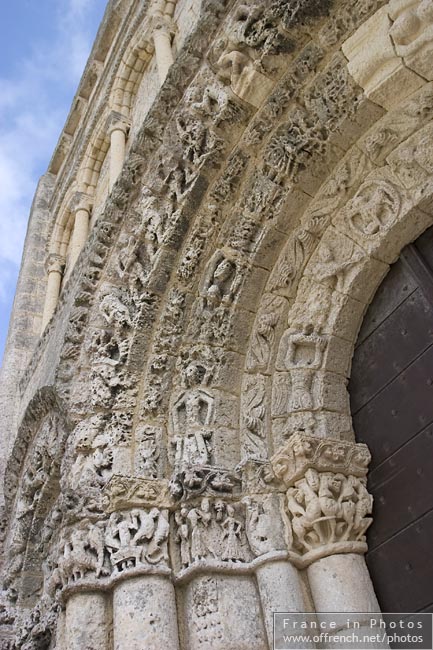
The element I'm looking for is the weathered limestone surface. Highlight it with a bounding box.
[1,0,432,647]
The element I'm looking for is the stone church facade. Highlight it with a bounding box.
[0,0,432,648]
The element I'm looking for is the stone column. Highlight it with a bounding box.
[256,560,307,648]
[109,120,129,191]
[112,575,180,650]
[152,17,175,84]
[308,554,388,648]
[68,197,91,269]
[271,433,388,648]
[184,574,267,650]
[41,253,65,332]
[65,592,110,650]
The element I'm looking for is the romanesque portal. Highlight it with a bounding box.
[1,0,432,648]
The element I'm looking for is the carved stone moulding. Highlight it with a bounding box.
[169,465,242,501]
[103,475,172,512]
[286,540,369,570]
[271,432,371,487]
[173,550,289,585]
[60,564,172,602]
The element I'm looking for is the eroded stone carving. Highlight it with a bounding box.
[135,424,163,478]
[174,498,250,568]
[271,434,372,565]
[241,374,268,460]
[246,295,285,371]
[171,372,214,471]
[105,508,169,571]
[191,577,224,645]
[285,470,372,552]
[192,251,244,343]
[243,494,285,556]
[103,476,171,512]
[51,507,170,589]
[335,179,402,242]
[389,0,433,80]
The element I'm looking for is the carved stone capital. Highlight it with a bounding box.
[150,14,176,37]
[70,191,92,215]
[45,253,66,275]
[271,434,373,567]
[106,111,130,136]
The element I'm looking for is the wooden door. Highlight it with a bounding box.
[349,224,433,616]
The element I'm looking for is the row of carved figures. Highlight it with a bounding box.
[43,473,372,594]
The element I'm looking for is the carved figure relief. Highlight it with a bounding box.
[56,522,108,584]
[270,434,372,565]
[281,324,326,370]
[176,113,224,170]
[285,469,372,553]
[388,123,433,188]
[116,232,149,301]
[105,508,169,571]
[193,252,242,343]
[174,498,250,569]
[309,230,365,293]
[389,0,433,80]
[243,495,284,556]
[213,32,274,108]
[53,508,170,587]
[135,425,162,479]
[241,375,268,460]
[67,415,113,489]
[171,366,215,472]
[337,180,402,239]
[246,294,285,371]
[274,324,327,416]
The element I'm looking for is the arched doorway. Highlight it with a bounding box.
[349,224,433,614]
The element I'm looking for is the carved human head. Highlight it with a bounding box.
[184,361,206,387]
[305,467,320,490]
[213,258,234,281]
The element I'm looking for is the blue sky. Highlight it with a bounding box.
[0,0,108,365]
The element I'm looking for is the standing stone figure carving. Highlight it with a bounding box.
[175,507,191,568]
[187,498,213,562]
[221,505,245,562]
[171,362,215,471]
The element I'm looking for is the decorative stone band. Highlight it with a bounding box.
[103,475,172,512]
[270,434,373,567]
[271,432,371,486]
[173,550,289,585]
[59,563,172,603]
[169,465,242,501]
